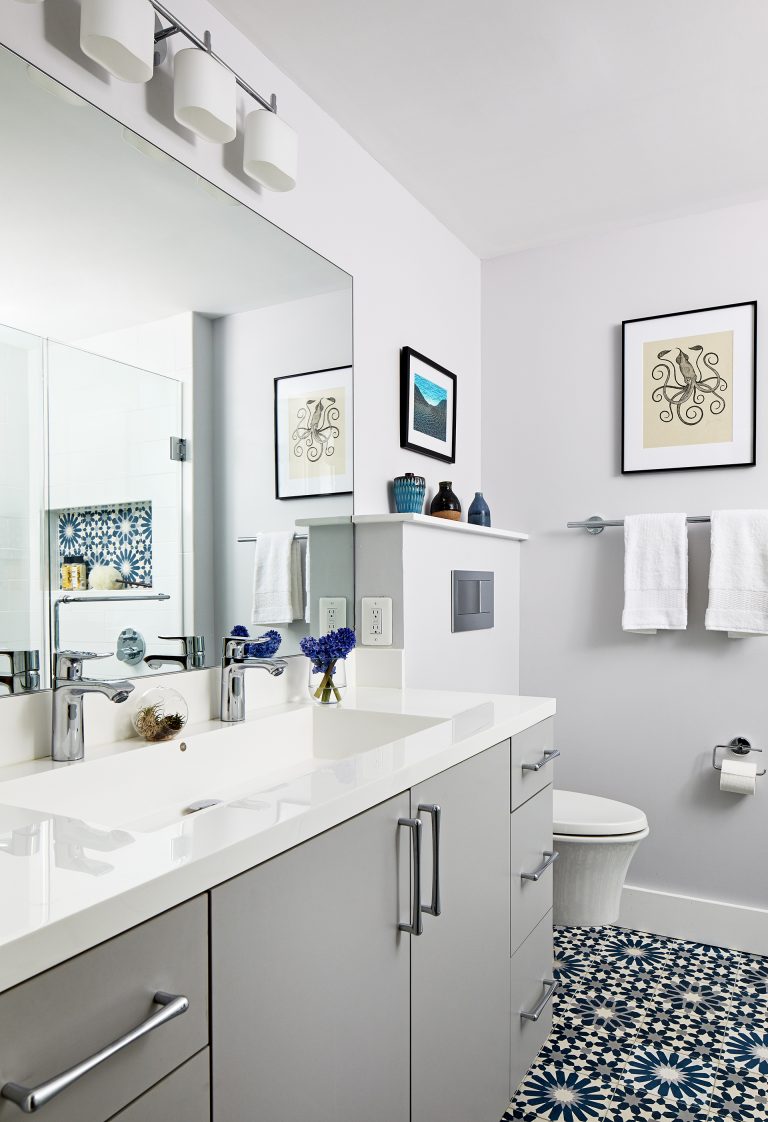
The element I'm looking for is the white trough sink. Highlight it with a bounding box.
[0,706,446,832]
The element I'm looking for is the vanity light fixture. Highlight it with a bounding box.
[244,108,298,193]
[151,1,297,187]
[173,33,237,143]
[73,0,298,188]
[80,0,156,83]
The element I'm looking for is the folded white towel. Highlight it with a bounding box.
[252,532,303,625]
[705,510,768,635]
[622,513,688,633]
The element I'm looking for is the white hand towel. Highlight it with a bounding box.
[705,510,768,635]
[252,532,303,625]
[622,513,688,633]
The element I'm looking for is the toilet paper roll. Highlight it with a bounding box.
[720,757,757,796]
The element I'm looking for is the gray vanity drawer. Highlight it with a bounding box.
[511,718,556,811]
[110,1050,210,1122]
[0,897,208,1122]
[510,909,554,1099]
[511,784,554,955]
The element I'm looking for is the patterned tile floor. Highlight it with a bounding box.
[502,925,768,1121]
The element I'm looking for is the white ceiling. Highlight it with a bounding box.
[0,47,349,340]
[212,0,768,258]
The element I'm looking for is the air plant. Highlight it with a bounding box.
[134,703,186,743]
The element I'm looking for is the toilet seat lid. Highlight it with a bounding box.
[553,789,648,837]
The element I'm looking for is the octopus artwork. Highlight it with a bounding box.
[291,395,341,462]
[651,343,728,427]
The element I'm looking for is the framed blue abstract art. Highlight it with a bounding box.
[400,346,457,464]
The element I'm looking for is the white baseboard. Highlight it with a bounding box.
[619,885,768,956]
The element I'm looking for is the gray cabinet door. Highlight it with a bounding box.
[511,784,554,954]
[0,897,208,1122]
[111,1050,210,1122]
[410,742,511,1122]
[211,793,411,1122]
[510,910,554,1097]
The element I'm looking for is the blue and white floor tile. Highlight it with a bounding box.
[502,925,768,1121]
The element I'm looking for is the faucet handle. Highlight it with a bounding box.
[55,650,112,680]
[222,636,248,660]
[155,635,206,670]
[0,649,40,673]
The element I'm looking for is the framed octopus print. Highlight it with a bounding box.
[622,301,756,473]
[274,366,353,499]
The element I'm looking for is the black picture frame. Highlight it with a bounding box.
[621,301,757,474]
[274,365,354,500]
[400,346,457,463]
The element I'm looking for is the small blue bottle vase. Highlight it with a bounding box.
[393,472,426,514]
[468,492,491,527]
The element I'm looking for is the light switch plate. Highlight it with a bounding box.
[319,597,346,633]
[361,597,393,645]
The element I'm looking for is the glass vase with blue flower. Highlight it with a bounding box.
[300,627,356,705]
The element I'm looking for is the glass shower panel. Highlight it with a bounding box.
[47,341,184,682]
[0,324,47,693]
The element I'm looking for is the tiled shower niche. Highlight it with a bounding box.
[56,500,153,588]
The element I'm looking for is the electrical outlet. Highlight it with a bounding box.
[319,597,346,634]
[362,597,393,646]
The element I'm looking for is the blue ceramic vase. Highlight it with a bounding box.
[468,492,491,527]
[394,472,426,514]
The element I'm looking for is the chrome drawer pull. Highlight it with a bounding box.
[521,850,559,882]
[398,817,423,936]
[521,979,559,1022]
[417,803,441,918]
[0,991,189,1114]
[521,748,560,772]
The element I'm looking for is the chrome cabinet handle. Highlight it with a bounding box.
[521,748,561,772]
[0,992,189,1114]
[521,979,559,1022]
[398,817,423,936]
[521,850,559,882]
[417,803,441,917]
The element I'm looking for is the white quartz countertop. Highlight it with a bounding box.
[0,687,554,991]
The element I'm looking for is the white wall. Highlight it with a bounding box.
[482,199,768,911]
[0,2,481,515]
[0,331,44,657]
[355,521,521,694]
[211,289,352,651]
[47,341,185,679]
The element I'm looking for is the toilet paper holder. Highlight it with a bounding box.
[712,737,766,777]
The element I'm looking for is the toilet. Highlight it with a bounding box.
[552,790,649,927]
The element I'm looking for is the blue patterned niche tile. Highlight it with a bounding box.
[57,501,153,587]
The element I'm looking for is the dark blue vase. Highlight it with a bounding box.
[468,492,491,527]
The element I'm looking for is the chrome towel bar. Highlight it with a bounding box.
[567,513,711,534]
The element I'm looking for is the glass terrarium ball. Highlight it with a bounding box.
[132,685,189,743]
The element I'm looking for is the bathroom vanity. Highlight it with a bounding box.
[0,688,556,1122]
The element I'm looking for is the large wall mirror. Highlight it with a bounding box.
[0,45,354,694]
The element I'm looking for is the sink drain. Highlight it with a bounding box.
[184,799,223,815]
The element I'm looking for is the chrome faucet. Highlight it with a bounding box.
[144,634,206,671]
[52,651,135,763]
[0,649,40,694]
[220,637,287,723]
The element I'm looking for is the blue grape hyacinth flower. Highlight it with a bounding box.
[231,625,282,659]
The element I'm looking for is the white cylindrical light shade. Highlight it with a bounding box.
[80,0,155,83]
[243,109,297,192]
[174,48,237,143]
